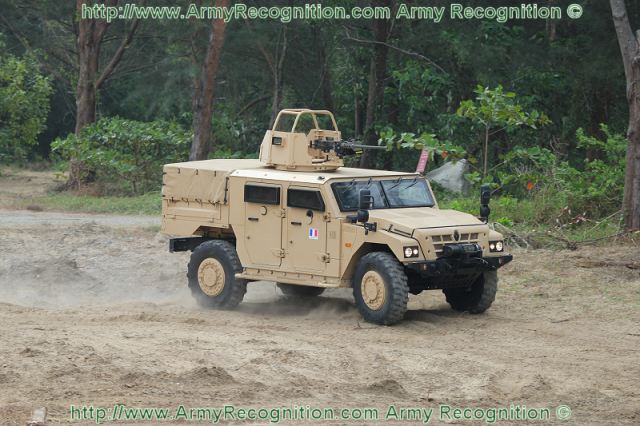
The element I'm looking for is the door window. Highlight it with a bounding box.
[287,188,325,211]
[244,184,280,205]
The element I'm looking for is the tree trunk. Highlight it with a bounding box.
[269,73,283,128]
[269,26,287,127]
[610,0,640,230]
[75,34,99,135]
[359,0,392,169]
[190,0,229,161]
[70,0,139,187]
[70,1,104,188]
[483,125,490,177]
[354,88,361,137]
[318,32,335,113]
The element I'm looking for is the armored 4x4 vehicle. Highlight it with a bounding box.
[162,109,512,325]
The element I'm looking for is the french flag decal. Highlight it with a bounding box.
[309,228,319,240]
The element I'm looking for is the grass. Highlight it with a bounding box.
[438,191,627,248]
[15,191,162,215]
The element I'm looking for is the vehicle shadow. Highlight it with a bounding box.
[238,292,465,324]
[238,295,356,318]
[403,307,465,323]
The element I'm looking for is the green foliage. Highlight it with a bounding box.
[378,127,466,162]
[457,85,551,176]
[465,145,557,191]
[389,61,453,129]
[457,125,626,225]
[0,38,52,162]
[52,118,191,194]
[457,85,551,129]
[562,125,626,217]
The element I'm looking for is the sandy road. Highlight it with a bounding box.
[0,209,639,425]
[0,210,159,228]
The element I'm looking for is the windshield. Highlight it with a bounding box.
[331,178,434,211]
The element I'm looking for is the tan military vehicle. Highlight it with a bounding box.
[161,109,512,325]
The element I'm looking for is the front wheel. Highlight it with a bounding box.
[352,252,409,325]
[187,240,247,309]
[443,270,497,314]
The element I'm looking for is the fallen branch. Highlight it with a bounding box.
[575,260,640,270]
[546,229,635,250]
[493,222,531,249]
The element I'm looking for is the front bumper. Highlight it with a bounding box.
[405,254,513,290]
[407,254,513,275]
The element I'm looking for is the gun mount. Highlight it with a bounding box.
[259,109,385,171]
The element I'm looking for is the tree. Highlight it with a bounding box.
[457,85,550,178]
[75,0,140,134]
[189,0,229,161]
[358,0,392,169]
[245,21,288,127]
[0,40,52,161]
[610,0,640,230]
[67,0,141,187]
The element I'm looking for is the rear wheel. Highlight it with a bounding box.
[277,283,325,297]
[443,271,497,314]
[187,240,247,308]
[352,252,409,325]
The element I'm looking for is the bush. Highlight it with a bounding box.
[563,125,626,217]
[440,125,625,227]
[52,118,191,194]
[0,39,52,162]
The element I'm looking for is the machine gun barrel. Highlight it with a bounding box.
[342,142,387,150]
[312,139,387,158]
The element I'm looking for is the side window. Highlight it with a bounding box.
[287,188,325,211]
[274,113,296,131]
[293,113,316,134]
[244,184,280,205]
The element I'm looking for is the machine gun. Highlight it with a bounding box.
[311,138,387,159]
[260,109,389,171]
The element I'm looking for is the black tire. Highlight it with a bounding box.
[277,283,325,297]
[443,271,497,314]
[352,252,409,325]
[187,240,247,309]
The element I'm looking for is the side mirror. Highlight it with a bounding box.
[356,209,369,223]
[480,184,491,205]
[359,189,373,210]
[347,189,377,234]
[480,184,491,223]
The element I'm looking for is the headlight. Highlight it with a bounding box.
[489,241,504,253]
[403,246,420,258]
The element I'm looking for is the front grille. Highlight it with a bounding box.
[432,233,479,254]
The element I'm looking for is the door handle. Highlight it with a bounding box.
[248,217,259,222]
[290,221,302,226]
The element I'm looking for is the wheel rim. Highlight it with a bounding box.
[361,270,386,310]
[197,258,225,296]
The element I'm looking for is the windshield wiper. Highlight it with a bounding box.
[404,177,419,189]
[386,177,405,191]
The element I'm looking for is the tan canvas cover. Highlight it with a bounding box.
[163,159,263,204]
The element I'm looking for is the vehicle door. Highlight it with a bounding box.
[244,183,283,266]
[286,186,328,273]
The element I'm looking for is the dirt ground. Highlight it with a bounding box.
[0,171,639,425]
